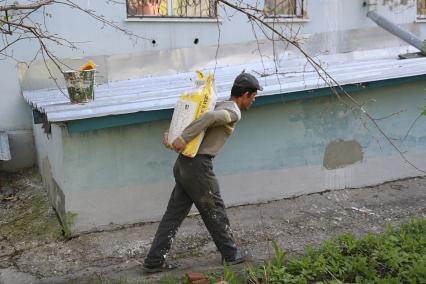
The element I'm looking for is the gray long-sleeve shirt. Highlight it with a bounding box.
[179,100,241,157]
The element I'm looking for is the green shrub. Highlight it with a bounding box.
[247,218,426,284]
[105,218,426,283]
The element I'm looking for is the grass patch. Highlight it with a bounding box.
[0,170,62,247]
[62,211,78,239]
[1,194,61,240]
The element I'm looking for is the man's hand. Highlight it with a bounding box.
[162,132,173,149]
[172,137,186,153]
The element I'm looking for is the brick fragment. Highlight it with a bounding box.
[186,271,208,283]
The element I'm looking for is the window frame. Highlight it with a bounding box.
[263,0,306,19]
[417,0,426,20]
[126,0,217,19]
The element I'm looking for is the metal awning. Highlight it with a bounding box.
[23,46,426,123]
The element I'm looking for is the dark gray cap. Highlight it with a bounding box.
[233,71,263,91]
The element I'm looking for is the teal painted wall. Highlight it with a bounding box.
[62,120,175,192]
[51,80,426,231]
[60,81,426,194]
[215,81,426,175]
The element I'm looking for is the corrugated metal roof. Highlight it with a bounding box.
[23,47,426,123]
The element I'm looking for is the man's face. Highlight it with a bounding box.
[241,91,257,111]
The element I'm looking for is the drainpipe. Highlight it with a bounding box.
[366,0,426,54]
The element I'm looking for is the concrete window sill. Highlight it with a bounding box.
[125,17,221,23]
[415,18,426,23]
[263,17,309,24]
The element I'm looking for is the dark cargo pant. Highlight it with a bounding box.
[144,154,237,266]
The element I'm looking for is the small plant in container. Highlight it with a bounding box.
[63,60,96,104]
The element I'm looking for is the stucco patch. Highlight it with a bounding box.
[323,140,363,170]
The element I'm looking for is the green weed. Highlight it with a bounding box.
[62,211,78,239]
[247,218,426,283]
[92,218,426,283]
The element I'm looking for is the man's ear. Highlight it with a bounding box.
[242,91,250,98]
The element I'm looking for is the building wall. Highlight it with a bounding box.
[0,58,35,171]
[2,0,425,170]
[11,0,422,59]
[34,81,426,232]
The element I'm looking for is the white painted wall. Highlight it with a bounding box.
[0,59,35,171]
[3,1,424,63]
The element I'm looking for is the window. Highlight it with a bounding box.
[126,0,216,18]
[264,0,305,18]
[418,0,426,19]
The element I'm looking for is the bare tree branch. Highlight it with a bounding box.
[402,113,424,143]
[1,0,153,75]
[0,0,53,12]
[216,0,425,173]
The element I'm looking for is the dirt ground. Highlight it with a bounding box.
[0,168,425,284]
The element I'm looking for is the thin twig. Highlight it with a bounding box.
[0,0,54,12]
[402,113,424,143]
[214,3,221,76]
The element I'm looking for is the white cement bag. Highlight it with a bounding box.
[168,71,217,157]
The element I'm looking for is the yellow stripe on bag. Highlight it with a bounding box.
[182,72,214,157]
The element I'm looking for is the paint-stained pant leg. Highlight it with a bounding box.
[144,179,193,266]
[178,155,238,260]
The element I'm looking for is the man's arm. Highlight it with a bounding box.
[180,109,238,143]
[170,109,238,153]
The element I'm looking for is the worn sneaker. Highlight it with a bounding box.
[222,250,249,265]
[142,261,178,273]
